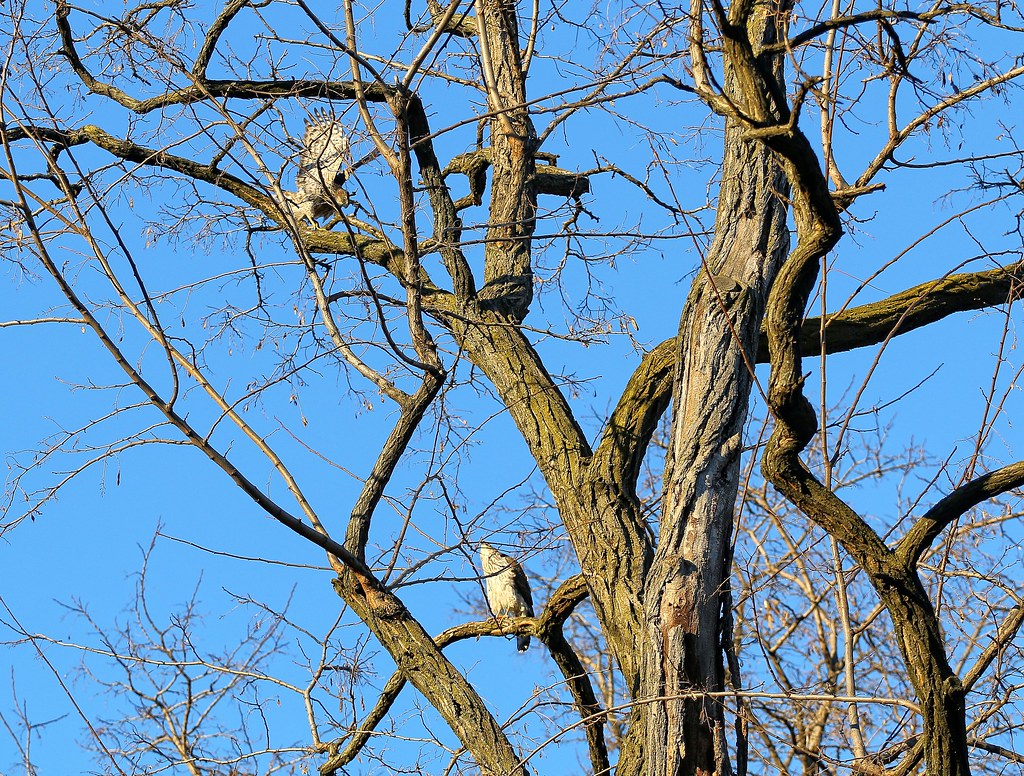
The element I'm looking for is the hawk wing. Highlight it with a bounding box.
[508,557,533,653]
[511,559,533,614]
[293,111,351,222]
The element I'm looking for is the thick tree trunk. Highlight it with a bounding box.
[616,124,790,775]
[612,3,794,772]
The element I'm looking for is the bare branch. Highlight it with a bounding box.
[897,461,1024,565]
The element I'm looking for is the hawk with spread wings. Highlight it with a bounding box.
[285,110,351,224]
[479,542,534,652]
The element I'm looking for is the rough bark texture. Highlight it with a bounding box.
[624,129,790,776]
[613,0,793,770]
[476,0,537,318]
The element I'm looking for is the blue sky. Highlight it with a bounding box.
[2,0,1023,773]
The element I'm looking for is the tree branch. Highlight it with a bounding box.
[896,461,1024,566]
[55,1,392,113]
[774,261,1024,358]
[344,377,444,560]
[595,338,674,500]
[404,93,476,299]
[3,122,450,295]
[334,577,529,776]
[765,9,937,54]
[192,0,251,79]
[321,575,590,775]
[536,576,610,775]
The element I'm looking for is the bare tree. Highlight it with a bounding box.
[2,0,1023,774]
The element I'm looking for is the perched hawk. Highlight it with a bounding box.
[285,110,351,224]
[479,542,534,652]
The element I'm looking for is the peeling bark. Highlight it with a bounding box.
[615,0,793,767]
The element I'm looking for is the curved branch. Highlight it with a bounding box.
[536,575,609,775]
[321,575,590,775]
[765,9,936,54]
[896,460,1024,566]
[192,0,252,78]
[757,59,973,773]
[594,338,674,496]
[55,1,392,113]
[538,573,590,626]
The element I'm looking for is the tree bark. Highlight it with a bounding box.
[476,0,537,319]
[619,123,789,776]
[610,0,794,768]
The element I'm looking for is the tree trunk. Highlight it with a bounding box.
[616,1,793,770]
[617,121,790,775]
